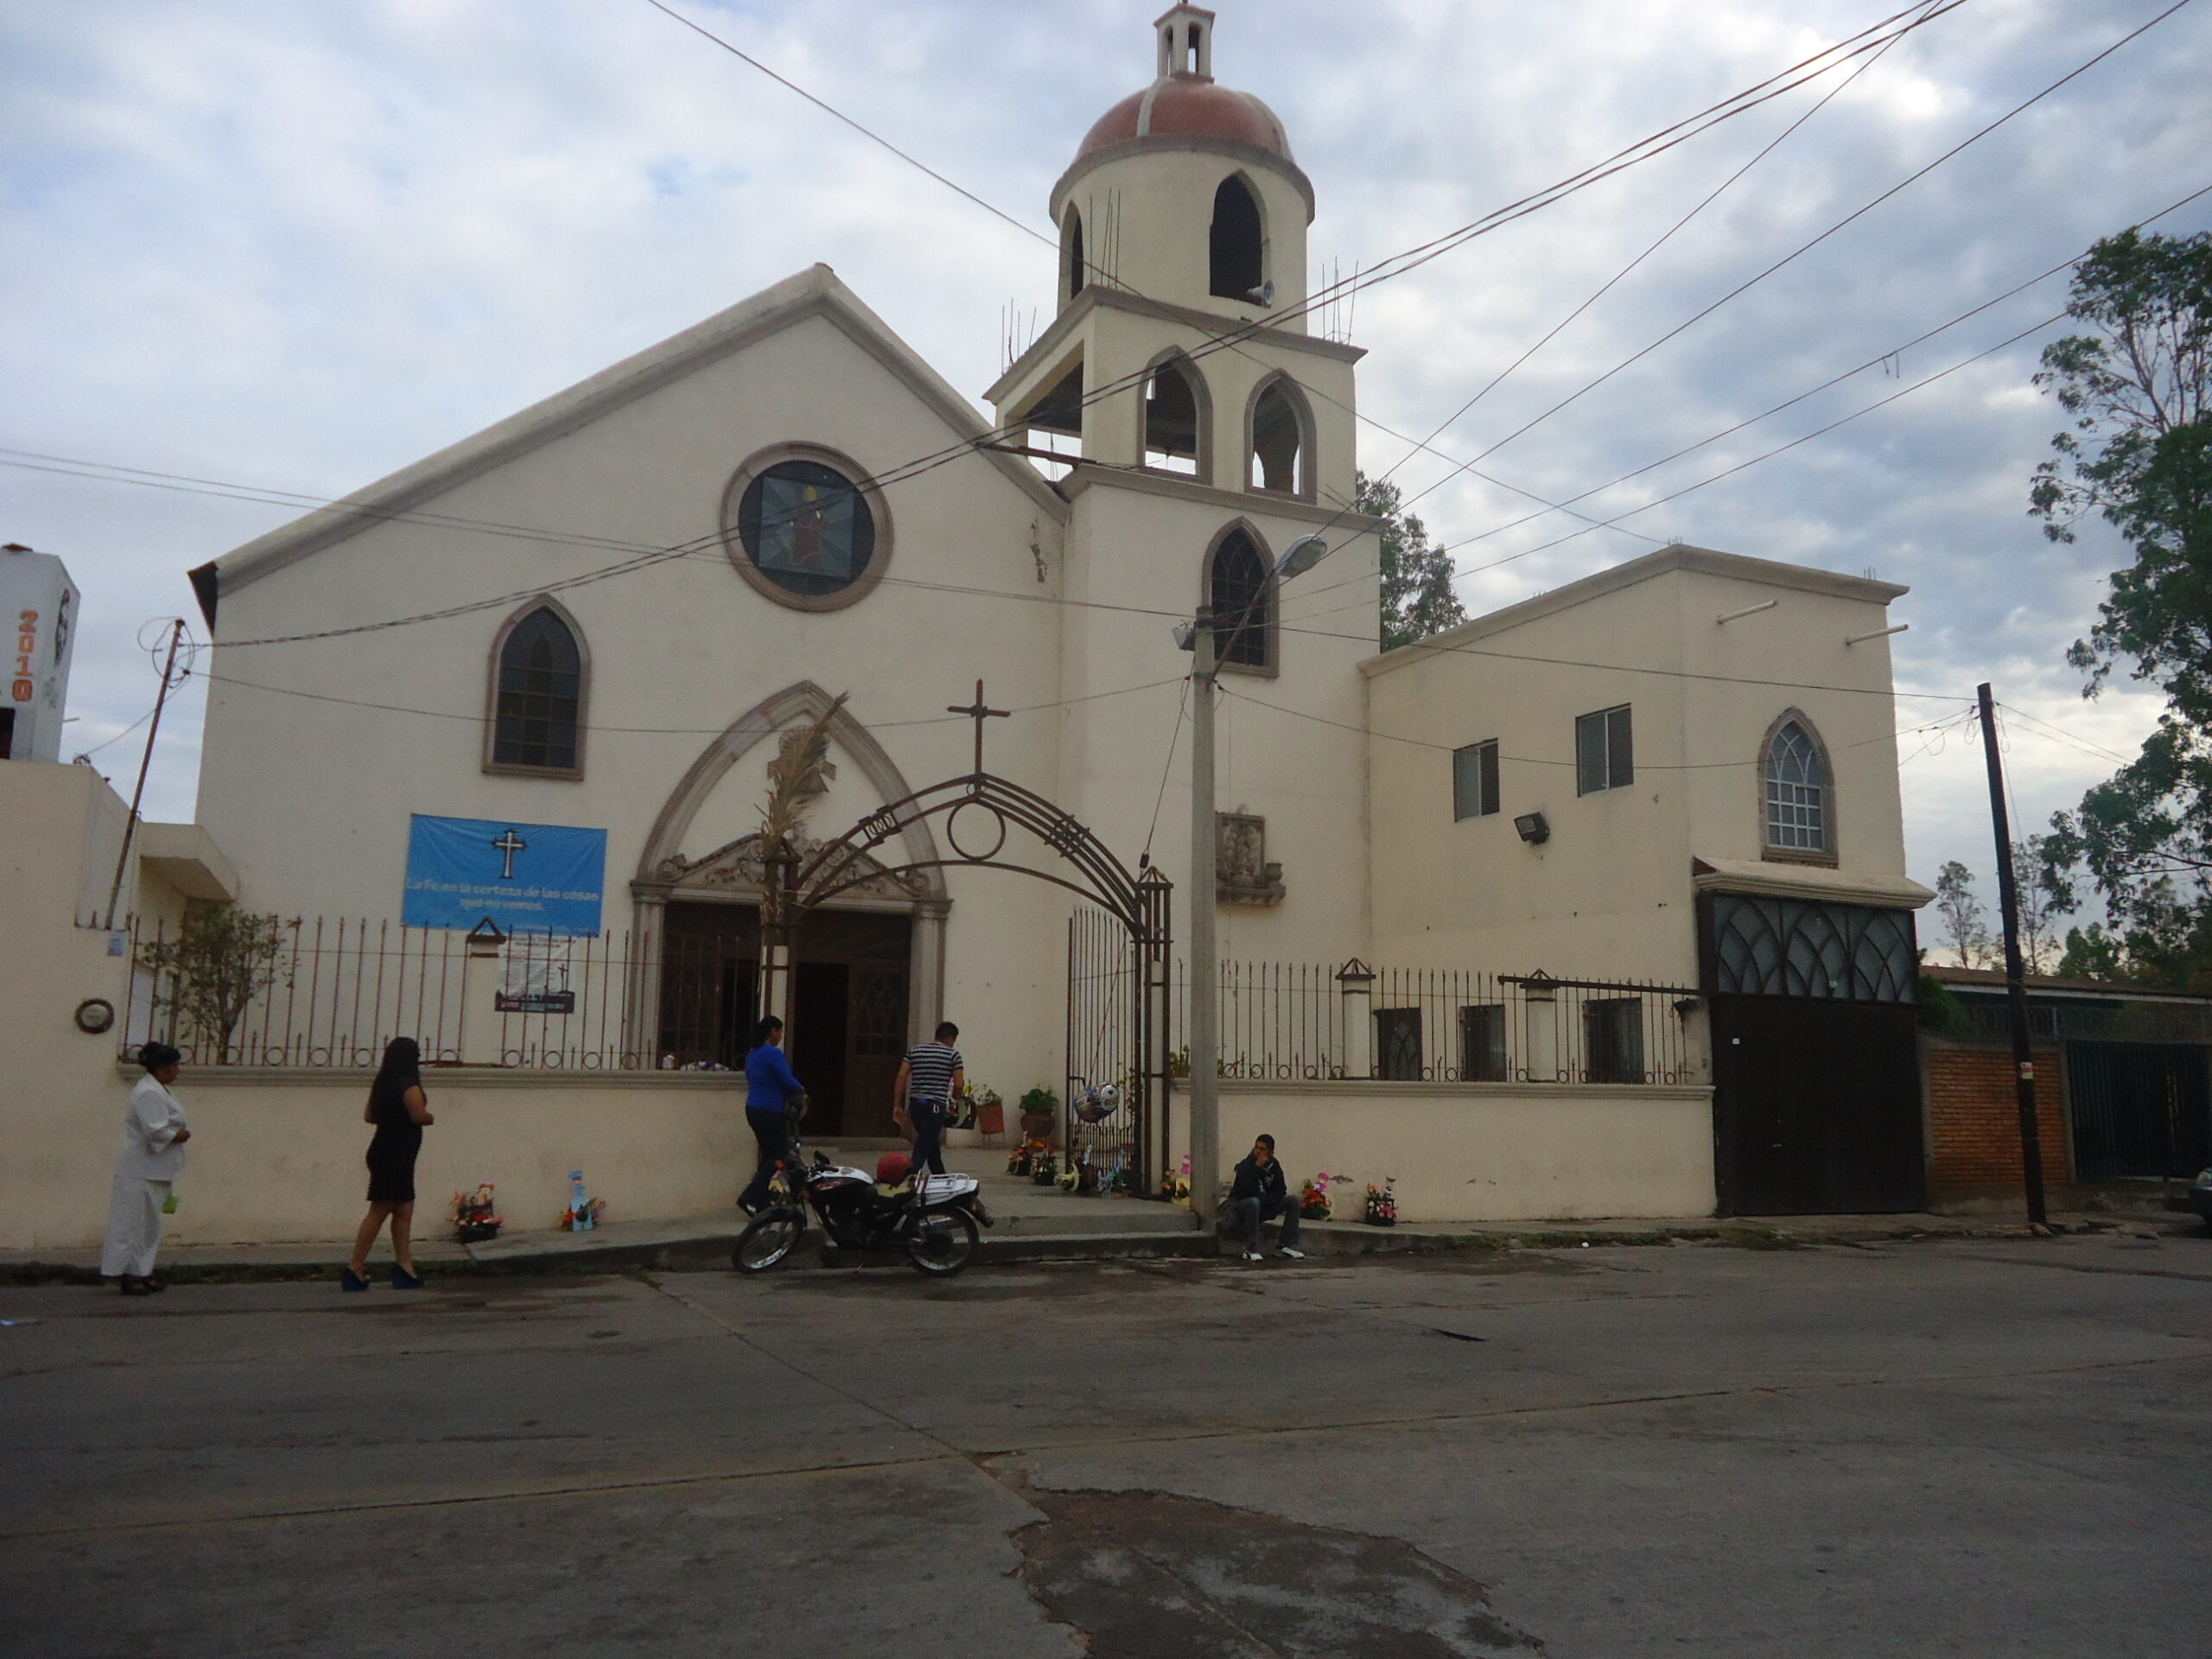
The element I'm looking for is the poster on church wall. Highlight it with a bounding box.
[402,814,607,937]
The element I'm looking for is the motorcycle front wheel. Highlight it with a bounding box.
[733,1205,807,1273]
[904,1209,980,1277]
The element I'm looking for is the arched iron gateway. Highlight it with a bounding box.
[758,686,1173,1192]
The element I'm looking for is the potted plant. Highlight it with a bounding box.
[945,1083,1001,1148]
[1299,1172,1351,1221]
[1018,1086,1058,1143]
[1032,1150,1059,1186]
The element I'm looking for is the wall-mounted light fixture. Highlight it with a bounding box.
[1514,811,1549,845]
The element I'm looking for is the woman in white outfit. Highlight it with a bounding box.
[101,1042,191,1296]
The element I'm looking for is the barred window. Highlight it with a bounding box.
[1764,718,1829,854]
[493,606,583,772]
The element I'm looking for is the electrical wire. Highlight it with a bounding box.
[1217,681,1978,768]
[12,5,1972,660]
[1451,0,2196,475]
[1137,677,1192,871]
[196,666,1186,734]
[1372,0,1942,518]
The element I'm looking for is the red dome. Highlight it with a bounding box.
[1075,77,1294,164]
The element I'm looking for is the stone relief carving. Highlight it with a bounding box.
[1217,811,1285,906]
[653,830,930,901]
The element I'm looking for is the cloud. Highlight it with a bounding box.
[3,0,2206,923]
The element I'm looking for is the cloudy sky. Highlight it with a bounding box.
[4,0,2208,923]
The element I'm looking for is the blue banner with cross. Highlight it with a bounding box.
[402,814,607,936]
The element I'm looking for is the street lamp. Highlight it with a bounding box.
[1178,532,1335,1221]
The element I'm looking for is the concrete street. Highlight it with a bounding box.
[3,1230,2207,1657]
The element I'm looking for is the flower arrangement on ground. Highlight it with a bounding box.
[1032,1151,1059,1186]
[1162,1154,1192,1205]
[1363,1177,1398,1227]
[1007,1135,1050,1177]
[557,1196,606,1231]
[449,1184,501,1243]
[1300,1171,1351,1220]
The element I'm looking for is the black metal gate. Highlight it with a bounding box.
[1701,892,1926,1216]
[1065,896,1173,1195]
[2065,1040,2211,1179]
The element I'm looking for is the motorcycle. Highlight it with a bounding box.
[732,1140,994,1277]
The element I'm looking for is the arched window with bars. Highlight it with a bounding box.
[1762,713,1832,859]
[488,601,587,775]
[1208,526,1274,672]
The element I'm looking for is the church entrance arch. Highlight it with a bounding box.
[631,682,949,1135]
[767,683,1173,1186]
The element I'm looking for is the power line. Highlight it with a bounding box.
[198,666,1187,733]
[1372,0,1947,518]
[671,3,1974,510]
[1219,681,1979,769]
[1450,0,2196,474]
[12,3,2024,658]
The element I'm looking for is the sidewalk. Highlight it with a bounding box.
[6,1142,2197,1282]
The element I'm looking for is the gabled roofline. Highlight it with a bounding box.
[1360,544,1910,678]
[212,264,1067,601]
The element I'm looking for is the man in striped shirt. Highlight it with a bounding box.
[894,1021,965,1177]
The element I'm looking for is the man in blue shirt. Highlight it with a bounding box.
[741,1015,807,1215]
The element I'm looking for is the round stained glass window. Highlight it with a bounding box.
[734,458,878,602]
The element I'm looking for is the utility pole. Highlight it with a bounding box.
[105,620,187,931]
[1976,682,2048,1228]
[1185,605,1221,1224]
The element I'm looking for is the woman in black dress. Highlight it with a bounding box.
[343,1038,435,1292]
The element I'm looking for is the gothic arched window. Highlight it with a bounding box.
[1209,528,1274,671]
[490,602,586,775]
[1209,175,1265,302]
[1763,715,1832,858]
[1064,206,1086,302]
[1142,355,1206,478]
[1249,377,1310,496]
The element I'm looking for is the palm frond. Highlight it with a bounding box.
[760,692,849,852]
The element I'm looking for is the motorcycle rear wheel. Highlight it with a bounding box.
[733,1206,806,1273]
[904,1209,980,1276]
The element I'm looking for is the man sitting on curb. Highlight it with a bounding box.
[1229,1134,1306,1262]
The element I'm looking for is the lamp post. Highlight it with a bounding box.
[1180,533,1332,1224]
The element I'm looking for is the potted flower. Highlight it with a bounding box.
[1032,1150,1059,1186]
[945,1083,1001,1148]
[1018,1086,1058,1143]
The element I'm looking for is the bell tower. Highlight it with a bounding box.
[987,7,1357,506]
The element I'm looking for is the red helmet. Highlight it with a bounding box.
[875,1152,912,1185]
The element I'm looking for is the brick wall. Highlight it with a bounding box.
[1925,1040,2069,1190]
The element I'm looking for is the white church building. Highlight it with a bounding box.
[9,8,1937,1245]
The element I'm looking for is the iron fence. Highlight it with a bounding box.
[1174,960,1699,1085]
[123,916,652,1069]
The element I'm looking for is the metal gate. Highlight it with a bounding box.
[2066,1040,2212,1179]
[1700,891,1925,1216]
[1065,899,1172,1196]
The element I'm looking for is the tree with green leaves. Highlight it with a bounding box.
[2030,228,2212,988]
[1359,471,1469,651]
[140,902,289,1062]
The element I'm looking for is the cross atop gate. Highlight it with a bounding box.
[947,679,1009,780]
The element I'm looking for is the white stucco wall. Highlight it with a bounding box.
[1205,1080,1717,1223]
[1363,546,1914,982]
